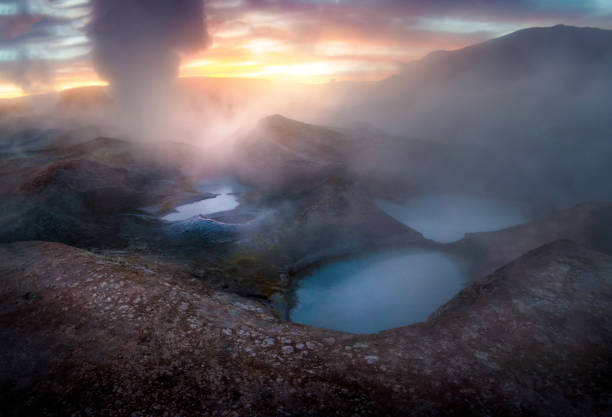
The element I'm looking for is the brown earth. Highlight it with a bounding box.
[1,239,611,416]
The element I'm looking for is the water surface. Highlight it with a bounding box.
[163,179,245,221]
[290,250,467,334]
[375,194,527,243]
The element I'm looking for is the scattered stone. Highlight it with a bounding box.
[262,338,275,347]
[364,356,379,365]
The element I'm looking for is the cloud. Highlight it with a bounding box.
[196,0,612,82]
[1,0,611,91]
[0,0,90,92]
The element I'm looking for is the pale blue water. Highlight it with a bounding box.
[162,179,245,221]
[375,194,527,243]
[290,250,467,334]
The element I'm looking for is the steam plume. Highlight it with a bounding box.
[88,0,209,138]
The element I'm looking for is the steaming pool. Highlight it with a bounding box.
[162,179,246,221]
[291,193,527,333]
[374,194,527,243]
[290,250,467,334]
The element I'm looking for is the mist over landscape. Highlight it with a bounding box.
[1,1,612,416]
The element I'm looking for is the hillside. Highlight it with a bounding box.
[2,239,611,416]
[332,25,612,207]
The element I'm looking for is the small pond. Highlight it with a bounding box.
[162,178,246,222]
[290,249,467,334]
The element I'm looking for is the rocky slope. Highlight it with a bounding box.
[450,201,612,279]
[1,239,611,416]
[0,122,430,312]
[232,115,361,192]
[0,133,208,247]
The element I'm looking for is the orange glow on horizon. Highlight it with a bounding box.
[0,56,400,99]
[0,26,476,99]
[0,84,24,100]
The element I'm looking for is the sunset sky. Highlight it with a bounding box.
[1,0,612,98]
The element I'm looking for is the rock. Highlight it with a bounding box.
[262,338,275,347]
[364,356,379,365]
[1,226,612,416]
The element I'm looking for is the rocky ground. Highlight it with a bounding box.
[1,115,612,416]
[1,240,611,416]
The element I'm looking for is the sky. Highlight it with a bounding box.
[0,0,611,98]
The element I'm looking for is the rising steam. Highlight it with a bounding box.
[88,0,209,139]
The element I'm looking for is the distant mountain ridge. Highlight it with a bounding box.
[389,25,612,84]
[327,24,612,209]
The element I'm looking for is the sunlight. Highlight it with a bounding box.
[0,84,23,99]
